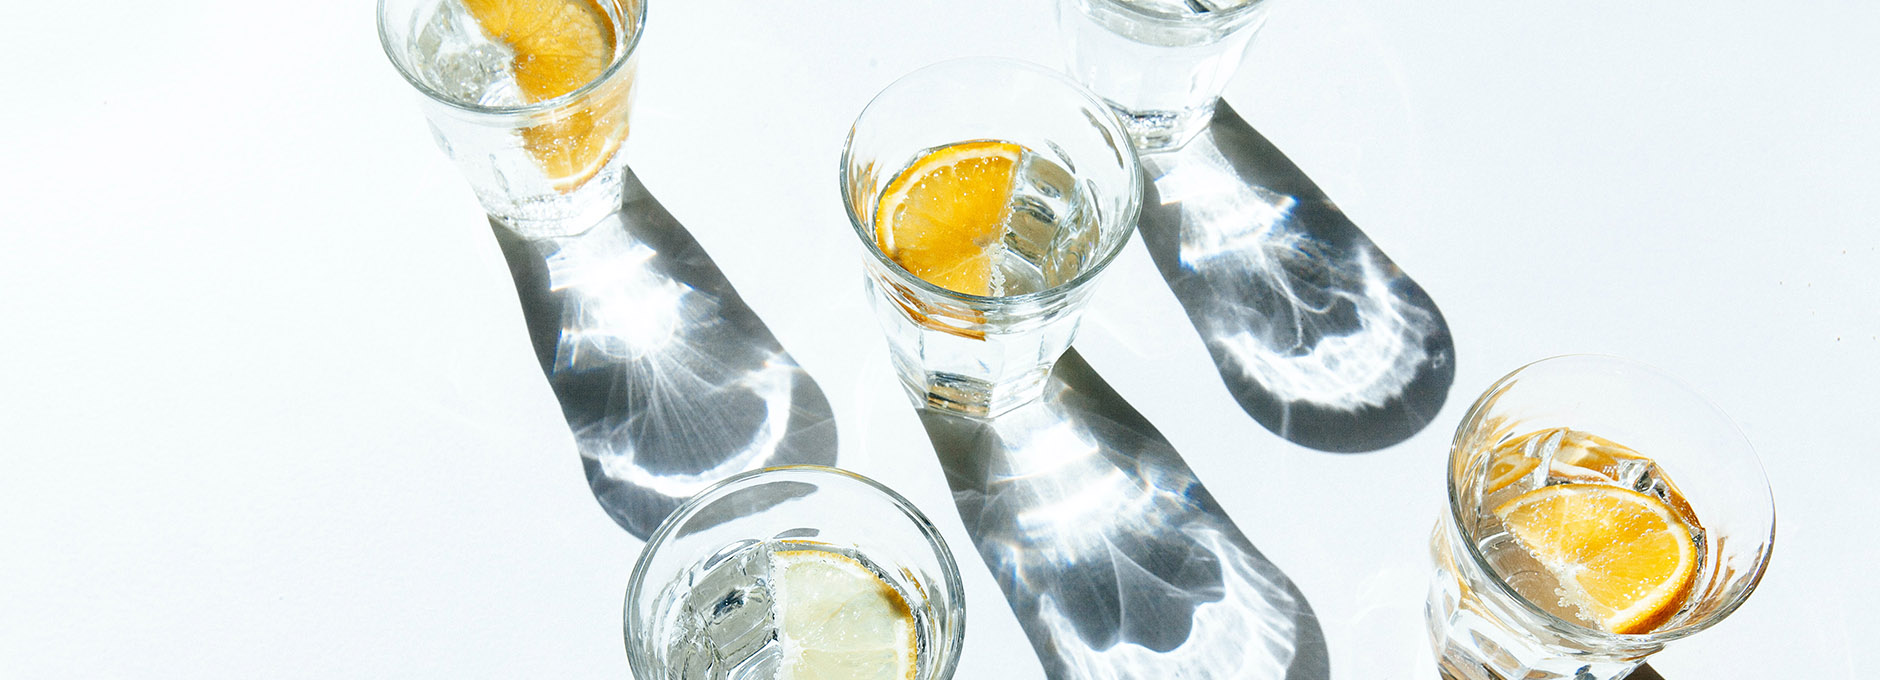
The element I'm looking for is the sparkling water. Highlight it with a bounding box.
[990,148,1101,297]
[650,541,928,680]
[384,0,639,234]
[867,144,1108,415]
[404,0,629,107]
[1464,428,1707,631]
[408,0,521,106]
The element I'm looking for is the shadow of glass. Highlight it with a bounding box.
[918,350,1328,679]
[493,169,838,539]
[1624,663,1664,680]
[1136,102,1455,453]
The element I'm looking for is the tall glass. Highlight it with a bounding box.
[841,58,1142,418]
[1428,356,1776,680]
[625,466,966,680]
[378,0,645,237]
[1058,0,1273,151]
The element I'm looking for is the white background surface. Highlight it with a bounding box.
[3,0,1876,677]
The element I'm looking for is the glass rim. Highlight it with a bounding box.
[1444,353,1777,644]
[839,57,1144,307]
[375,0,647,117]
[1071,0,1272,24]
[622,464,967,678]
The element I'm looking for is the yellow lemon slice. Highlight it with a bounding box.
[875,140,1024,297]
[459,0,632,190]
[1494,483,1701,634]
[774,549,918,680]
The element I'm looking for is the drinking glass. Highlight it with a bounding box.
[841,58,1142,418]
[1427,355,1776,680]
[1058,0,1273,151]
[624,466,966,680]
[378,0,645,237]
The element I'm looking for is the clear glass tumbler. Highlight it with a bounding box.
[841,58,1142,418]
[1427,355,1776,680]
[624,466,966,680]
[1058,0,1273,151]
[378,0,645,237]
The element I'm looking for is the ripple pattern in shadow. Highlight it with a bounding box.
[919,350,1327,679]
[1138,103,1454,453]
[495,169,837,539]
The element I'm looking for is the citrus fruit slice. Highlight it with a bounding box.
[1494,484,1701,634]
[774,549,918,680]
[875,140,1024,296]
[459,0,632,190]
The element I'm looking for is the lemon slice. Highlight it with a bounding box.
[1494,484,1701,634]
[458,0,633,190]
[773,549,918,680]
[875,140,1024,296]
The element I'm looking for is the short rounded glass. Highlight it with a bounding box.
[624,465,966,680]
[1428,355,1776,680]
[841,58,1142,418]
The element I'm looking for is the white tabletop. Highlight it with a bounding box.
[3,1,1875,677]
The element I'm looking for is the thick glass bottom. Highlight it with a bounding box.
[483,162,627,239]
[1110,101,1216,153]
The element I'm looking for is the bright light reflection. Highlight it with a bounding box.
[547,227,689,361]
[1014,468,1133,535]
[1161,149,1297,269]
[1002,420,1101,478]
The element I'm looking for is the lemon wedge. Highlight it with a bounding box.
[457,0,632,190]
[874,140,1024,296]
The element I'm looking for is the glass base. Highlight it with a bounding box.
[1110,102,1216,153]
[1426,524,1652,680]
[901,369,1051,419]
[482,163,627,239]
[864,275,1083,421]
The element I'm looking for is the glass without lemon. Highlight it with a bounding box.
[843,59,1142,418]
[378,0,644,237]
[1428,356,1775,680]
[625,466,966,680]
[1058,0,1273,151]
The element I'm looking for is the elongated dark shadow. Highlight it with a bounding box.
[919,350,1328,679]
[1137,102,1455,453]
[494,169,837,539]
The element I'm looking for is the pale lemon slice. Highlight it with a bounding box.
[875,140,1024,296]
[774,549,918,680]
[458,0,632,190]
[1494,484,1700,634]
